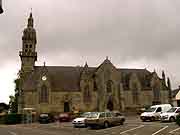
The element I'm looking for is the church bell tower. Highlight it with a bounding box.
[19,12,37,72]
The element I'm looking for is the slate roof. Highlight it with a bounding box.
[22,66,162,91]
[119,68,152,90]
[22,66,96,91]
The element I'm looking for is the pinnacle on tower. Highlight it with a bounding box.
[84,62,88,68]
[28,11,34,27]
[162,70,166,84]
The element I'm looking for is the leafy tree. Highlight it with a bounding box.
[9,78,20,113]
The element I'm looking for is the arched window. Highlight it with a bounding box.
[132,83,139,105]
[107,80,113,93]
[83,85,91,103]
[40,85,48,103]
[153,85,160,103]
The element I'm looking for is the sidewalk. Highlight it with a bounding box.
[12,121,73,129]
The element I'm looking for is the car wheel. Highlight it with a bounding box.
[120,119,125,125]
[142,119,146,122]
[151,117,155,121]
[84,124,87,128]
[104,121,109,128]
[169,117,175,122]
[73,125,77,128]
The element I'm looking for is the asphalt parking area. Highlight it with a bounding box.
[90,122,180,135]
[3,116,180,135]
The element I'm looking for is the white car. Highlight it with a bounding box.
[160,107,180,122]
[72,112,91,128]
[140,104,172,121]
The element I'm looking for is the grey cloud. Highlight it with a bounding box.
[1,0,180,88]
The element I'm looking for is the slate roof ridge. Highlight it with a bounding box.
[35,66,151,72]
[34,65,97,69]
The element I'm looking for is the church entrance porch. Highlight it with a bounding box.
[107,99,114,111]
[64,102,70,112]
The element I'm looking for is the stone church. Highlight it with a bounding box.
[18,13,171,114]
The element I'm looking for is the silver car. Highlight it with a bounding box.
[85,112,125,128]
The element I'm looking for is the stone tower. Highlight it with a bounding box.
[19,12,37,73]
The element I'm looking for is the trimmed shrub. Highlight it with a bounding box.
[176,115,180,126]
[0,115,6,124]
[5,113,22,124]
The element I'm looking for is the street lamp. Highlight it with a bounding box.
[0,0,3,14]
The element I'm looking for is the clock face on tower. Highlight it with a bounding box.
[42,75,47,81]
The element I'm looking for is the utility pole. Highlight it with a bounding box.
[0,0,3,14]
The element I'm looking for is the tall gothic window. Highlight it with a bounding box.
[132,83,139,105]
[107,80,113,93]
[83,85,91,103]
[40,85,48,103]
[153,85,160,102]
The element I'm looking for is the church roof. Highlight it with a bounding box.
[119,68,152,90]
[22,66,83,91]
[22,65,162,91]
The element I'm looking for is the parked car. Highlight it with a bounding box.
[160,107,180,122]
[85,112,125,128]
[136,105,151,115]
[72,112,91,128]
[140,104,172,122]
[38,113,54,124]
[59,112,71,122]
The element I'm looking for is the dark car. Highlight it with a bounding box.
[38,113,54,124]
[59,113,71,122]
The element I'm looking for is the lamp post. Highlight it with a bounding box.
[0,0,3,14]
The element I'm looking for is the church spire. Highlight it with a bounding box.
[27,11,34,27]
[19,11,37,72]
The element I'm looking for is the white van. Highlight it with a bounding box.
[160,107,180,122]
[140,104,172,121]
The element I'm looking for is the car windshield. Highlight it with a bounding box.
[167,108,176,113]
[113,112,122,117]
[145,107,156,112]
[80,112,91,118]
[87,112,99,118]
[60,113,68,117]
[40,114,48,117]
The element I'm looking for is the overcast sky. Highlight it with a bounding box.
[1,0,180,103]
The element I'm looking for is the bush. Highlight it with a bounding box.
[176,115,180,126]
[5,113,22,124]
[0,115,6,124]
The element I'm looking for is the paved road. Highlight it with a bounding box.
[1,116,180,135]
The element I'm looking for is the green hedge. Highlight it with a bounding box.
[176,115,180,126]
[0,115,6,124]
[0,114,22,124]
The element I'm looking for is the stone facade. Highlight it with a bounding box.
[18,13,171,115]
